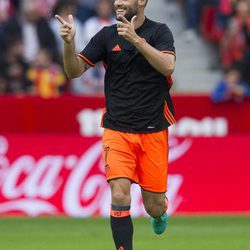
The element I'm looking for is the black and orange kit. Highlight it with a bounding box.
[78,17,176,193]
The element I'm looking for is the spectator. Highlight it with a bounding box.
[0,0,15,16]
[71,0,116,95]
[216,0,235,30]
[0,73,7,94]
[36,0,58,18]
[0,15,6,58]
[78,0,98,10]
[220,0,250,80]
[4,61,32,95]
[27,49,66,98]
[211,66,250,103]
[0,0,13,58]
[0,39,31,95]
[4,0,58,63]
[76,0,97,23]
[183,0,200,41]
[1,38,26,65]
[82,0,115,41]
[181,0,218,41]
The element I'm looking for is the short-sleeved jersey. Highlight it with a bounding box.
[78,17,176,133]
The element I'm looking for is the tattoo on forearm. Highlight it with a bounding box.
[83,63,91,71]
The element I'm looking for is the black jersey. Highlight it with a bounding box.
[78,17,176,133]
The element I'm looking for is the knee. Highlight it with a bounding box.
[112,192,130,206]
[144,199,165,217]
[110,179,131,205]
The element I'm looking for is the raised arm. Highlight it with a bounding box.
[117,16,175,77]
[55,14,90,79]
[133,37,175,77]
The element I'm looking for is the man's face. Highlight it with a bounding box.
[237,1,249,17]
[114,0,139,21]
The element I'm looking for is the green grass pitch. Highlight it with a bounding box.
[0,216,249,250]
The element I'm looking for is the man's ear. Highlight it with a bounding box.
[138,0,148,8]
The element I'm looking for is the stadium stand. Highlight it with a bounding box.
[0,0,249,95]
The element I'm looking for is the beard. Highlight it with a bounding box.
[124,7,138,21]
[116,3,138,21]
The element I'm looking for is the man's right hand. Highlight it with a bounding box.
[55,14,76,44]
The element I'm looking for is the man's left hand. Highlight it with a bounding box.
[117,15,139,44]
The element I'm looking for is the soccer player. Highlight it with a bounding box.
[55,0,176,249]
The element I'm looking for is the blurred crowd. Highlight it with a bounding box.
[0,0,115,97]
[180,0,250,102]
[0,0,250,100]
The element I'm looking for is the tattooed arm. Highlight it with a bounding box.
[63,41,90,78]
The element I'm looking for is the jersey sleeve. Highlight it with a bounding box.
[153,24,176,58]
[78,28,106,67]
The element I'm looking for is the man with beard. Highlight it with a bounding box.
[56,0,176,249]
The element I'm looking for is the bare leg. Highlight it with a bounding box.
[141,189,168,235]
[141,189,166,217]
[109,178,133,250]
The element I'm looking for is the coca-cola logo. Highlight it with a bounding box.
[0,135,190,217]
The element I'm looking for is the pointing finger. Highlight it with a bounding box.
[131,16,137,26]
[68,14,74,25]
[55,14,66,25]
[118,15,130,24]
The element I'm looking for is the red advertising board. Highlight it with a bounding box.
[0,95,249,216]
[0,95,250,134]
[0,134,249,216]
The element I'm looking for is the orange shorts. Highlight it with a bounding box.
[102,128,169,193]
